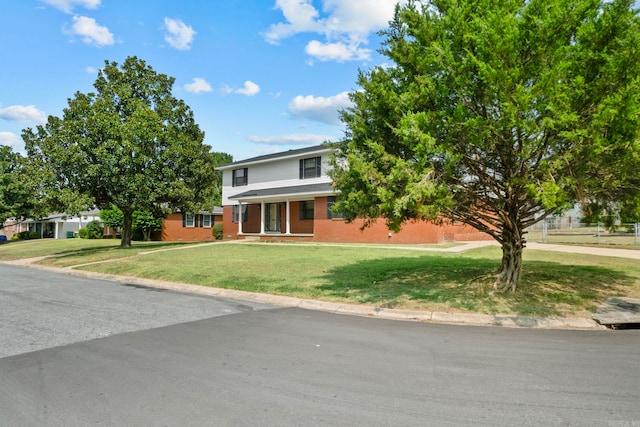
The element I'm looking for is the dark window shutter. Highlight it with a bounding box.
[299,159,304,179]
[182,213,186,227]
[315,157,321,177]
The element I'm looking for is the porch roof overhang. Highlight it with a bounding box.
[229,182,336,202]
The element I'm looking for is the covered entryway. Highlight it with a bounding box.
[228,183,334,239]
[265,203,281,233]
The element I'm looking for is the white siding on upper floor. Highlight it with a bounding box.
[221,151,333,205]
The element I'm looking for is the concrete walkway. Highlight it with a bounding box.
[526,242,640,259]
[4,240,639,330]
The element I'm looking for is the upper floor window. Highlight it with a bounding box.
[232,168,248,187]
[300,157,321,179]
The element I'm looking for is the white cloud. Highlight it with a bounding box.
[247,133,333,146]
[0,105,47,123]
[0,132,22,149]
[223,81,261,97]
[65,15,114,47]
[236,81,260,96]
[265,0,405,62]
[40,0,101,14]
[85,66,98,74]
[264,0,323,44]
[163,18,196,50]
[305,40,371,62]
[184,78,212,94]
[288,92,352,125]
[321,0,401,35]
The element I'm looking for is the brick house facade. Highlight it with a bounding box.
[218,145,491,244]
[160,209,223,241]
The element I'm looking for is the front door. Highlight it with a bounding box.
[266,203,281,232]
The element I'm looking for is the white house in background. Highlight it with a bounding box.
[217,144,491,244]
[1,210,101,240]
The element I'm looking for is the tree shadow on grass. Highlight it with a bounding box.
[318,255,636,316]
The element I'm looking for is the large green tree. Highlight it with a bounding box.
[0,146,34,225]
[210,151,233,207]
[331,0,640,292]
[23,56,216,248]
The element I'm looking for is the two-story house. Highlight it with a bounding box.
[218,144,491,244]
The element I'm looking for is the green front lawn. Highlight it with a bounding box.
[16,240,639,318]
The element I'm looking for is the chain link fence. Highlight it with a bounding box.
[526,218,640,245]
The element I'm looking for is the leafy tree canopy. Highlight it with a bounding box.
[331,0,640,291]
[23,56,216,247]
[132,209,162,241]
[210,151,233,207]
[0,146,34,225]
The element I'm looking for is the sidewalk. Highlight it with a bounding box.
[526,242,640,259]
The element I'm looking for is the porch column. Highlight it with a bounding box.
[285,199,291,234]
[237,202,243,234]
[260,201,265,234]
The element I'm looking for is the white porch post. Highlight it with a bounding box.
[237,202,243,234]
[260,201,265,234]
[285,199,291,234]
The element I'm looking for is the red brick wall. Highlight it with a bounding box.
[290,201,314,234]
[313,196,492,244]
[222,197,492,244]
[223,206,237,239]
[161,212,222,241]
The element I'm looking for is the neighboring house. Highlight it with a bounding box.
[1,210,101,240]
[1,208,224,242]
[218,145,491,244]
[160,208,223,241]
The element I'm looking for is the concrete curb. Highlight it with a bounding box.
[5,260,604,330]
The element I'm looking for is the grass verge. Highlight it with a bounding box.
[0,239,205,263]
[22,240,640,318]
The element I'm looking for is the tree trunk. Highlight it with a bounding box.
[120,209,133,248]
[493,226,525,293]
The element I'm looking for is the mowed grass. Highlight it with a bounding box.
[0,238,204,263]
[26,240,640,318]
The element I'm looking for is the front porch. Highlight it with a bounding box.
[225,183,335,241]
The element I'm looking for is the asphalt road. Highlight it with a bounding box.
[1,265,639,426]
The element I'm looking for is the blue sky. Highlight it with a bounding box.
[0,0,403,161]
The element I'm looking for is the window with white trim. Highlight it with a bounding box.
[299,157,321,179]
[185,213,195,227]
[232,168,248,187]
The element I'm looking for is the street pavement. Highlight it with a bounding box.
[0,264,272,358]
[1,263,639,426]
[1,242,639,425]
